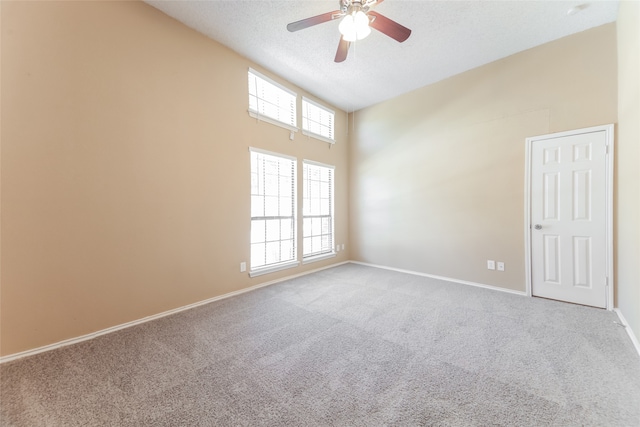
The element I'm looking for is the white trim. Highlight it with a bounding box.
[604,126,614,309]
[303,252,336,264]
[301,96,335,143]
[302,159,335,170]
[247,68,297,131]
[248,110,299,133]
[526,124,613,142]
[0,261,349,364]
[301,129,335,144]
[249,67,297,97]
[523,135,533,297]
[349,261,527,296]
[249,146,297,162]
[523,124,614,310]
[302,96,335,115]
[613,309,640,358]
[249,260,300,278]
[249,148,298,276]
[350,261,638,357]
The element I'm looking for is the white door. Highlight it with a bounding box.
[528,126,612,308]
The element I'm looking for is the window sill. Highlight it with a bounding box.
[248,110,299,134]
[301,130,335,145]
[302,252,336,265]
[249,260,300,278]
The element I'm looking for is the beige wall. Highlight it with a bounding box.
[349,24,617,292]
[616,0,640,340]
[0,1,350,357]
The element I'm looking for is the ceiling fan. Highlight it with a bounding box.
[287,0,411,63]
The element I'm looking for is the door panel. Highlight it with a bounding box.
[572,170,591,221]
[530,129,608,308]
[572,236,591,287]
[543,234,561,283]
[543,172,559,220]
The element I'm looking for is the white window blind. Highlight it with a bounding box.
[250,149,298,274]
[303,161,335,259]
[302,97,335,143]
[248,69,297,130]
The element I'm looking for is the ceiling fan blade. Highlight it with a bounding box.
[368,11,411,42]
[334,37,350,63]
[287,10,342,32]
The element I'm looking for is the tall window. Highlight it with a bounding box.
[302,97,335,143]
[250,149,298,275]
[303,161,335,259]
[248,68,297,130]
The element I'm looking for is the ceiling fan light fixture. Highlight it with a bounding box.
[286,0,411,62]
[353,11,369,30]
[354,11,371,39]
[338,14,355,39]
[339,10,371,42]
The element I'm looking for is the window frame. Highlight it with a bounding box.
[249,147,299,277]
[302,97,335,144]
[302,160,336,263]
[248,68,299,133]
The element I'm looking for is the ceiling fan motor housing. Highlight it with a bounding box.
[341,0,374,15]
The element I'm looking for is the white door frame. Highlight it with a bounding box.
[524,124,614,310]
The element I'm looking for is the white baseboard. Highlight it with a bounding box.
[613,309,640,358]
[349,261,527,296]
[353,262,640,357]
[5,260,635,364]
[0,261,349,364]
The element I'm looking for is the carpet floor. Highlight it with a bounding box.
[1,263,639,426]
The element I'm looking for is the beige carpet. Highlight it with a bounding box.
[2,263,639,426]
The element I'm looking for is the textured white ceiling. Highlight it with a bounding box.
[145,1,619,112]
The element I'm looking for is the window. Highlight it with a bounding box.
[248,68,297,131]
[302,97,335,143]
[303,161,335,260]
[250,149,298,275]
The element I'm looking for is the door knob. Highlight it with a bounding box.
[534,224,542,230]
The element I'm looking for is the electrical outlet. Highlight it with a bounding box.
[341,244,345,250]
[497,262,505,271]
[336,245,340,252]
[240,262,246,273]
[487,260,496,270]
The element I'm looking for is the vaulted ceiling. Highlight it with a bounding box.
[146,1,619,112]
